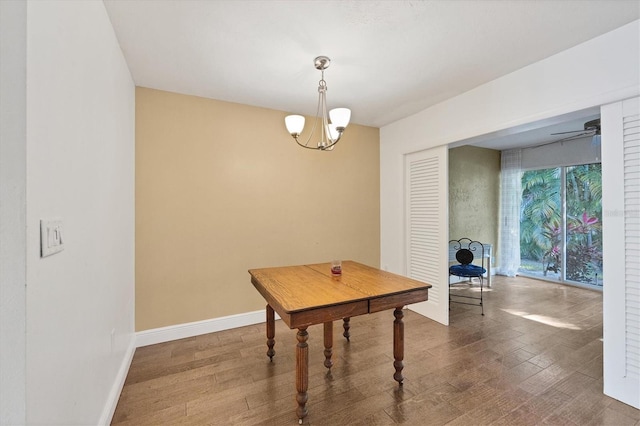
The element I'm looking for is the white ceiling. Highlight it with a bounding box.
[103,0,639,147]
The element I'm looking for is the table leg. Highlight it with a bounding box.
[324,321,333,369]
[296,327,309,423]
[342,317,351,342]
[393,307,404,386]
[266,304,275,361]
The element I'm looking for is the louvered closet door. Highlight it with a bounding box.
[405,146,449,325]
[602,96,640,409]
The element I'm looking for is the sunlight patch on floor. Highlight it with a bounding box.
[450,286,492,293]
[501,308,581,330]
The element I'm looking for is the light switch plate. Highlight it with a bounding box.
[40,218,64,257]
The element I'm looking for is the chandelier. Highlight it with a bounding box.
[284,56,351,151]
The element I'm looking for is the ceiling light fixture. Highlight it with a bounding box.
[551,118,601,144]
[285,56,351,151]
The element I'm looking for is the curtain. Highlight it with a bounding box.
[498,149,522,276]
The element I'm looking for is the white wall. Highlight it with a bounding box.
[0,1,27,424]
[25,1,135,424]
[381,20,640,275]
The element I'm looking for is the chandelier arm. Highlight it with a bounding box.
[291,127,342,151]
[295,137,325,150]
[294,93,324,148]
[293,131,341,150]
[320,78,330,148]
[322,132,342,150]
[297,80,329,148]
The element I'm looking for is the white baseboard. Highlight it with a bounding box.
[99,335,136,425]
[136,310,276,348]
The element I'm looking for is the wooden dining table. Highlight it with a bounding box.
[249,260,431,423]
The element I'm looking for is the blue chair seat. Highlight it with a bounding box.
[449,264,486,277]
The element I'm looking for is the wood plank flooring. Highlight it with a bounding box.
[112,276,640,425]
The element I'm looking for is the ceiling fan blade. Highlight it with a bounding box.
[550,129,586,135]
[553,131,593,143]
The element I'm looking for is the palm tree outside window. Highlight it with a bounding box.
[519,164,603,287]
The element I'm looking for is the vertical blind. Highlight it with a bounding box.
[498,149,522,276]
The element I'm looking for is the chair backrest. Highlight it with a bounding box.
[449,238,486,266]
[455,248,474,265]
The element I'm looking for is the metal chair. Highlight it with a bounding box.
[449,238,487,315]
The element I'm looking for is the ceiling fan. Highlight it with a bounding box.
[550,118,601,143]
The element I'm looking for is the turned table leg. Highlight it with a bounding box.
[393,307,404,385]
[342,317,351,342]
[324,321,333,369]
[266,304,275,361]
[296,327,309,424]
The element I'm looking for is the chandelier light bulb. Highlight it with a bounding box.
[285,115,305,136]
[329,108,351,130]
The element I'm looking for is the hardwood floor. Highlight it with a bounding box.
[112,276,640,425]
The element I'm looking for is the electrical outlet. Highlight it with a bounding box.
[40,218,64,257]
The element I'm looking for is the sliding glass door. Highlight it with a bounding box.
[520,167,562,280]
[519,163,602,287]
[565,164,603,285]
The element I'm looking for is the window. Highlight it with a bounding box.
[519,163,602,287]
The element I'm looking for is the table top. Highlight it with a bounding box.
[249,261,431,328]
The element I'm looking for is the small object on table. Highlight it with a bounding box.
[331,260,342,276]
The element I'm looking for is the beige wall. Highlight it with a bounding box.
[136,87,380,331]
[448,146,500,265]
